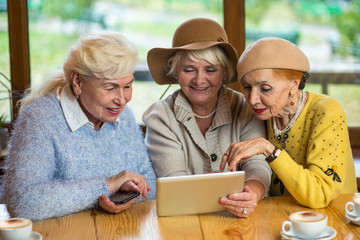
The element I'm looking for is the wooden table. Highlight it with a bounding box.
[23,193,358,239]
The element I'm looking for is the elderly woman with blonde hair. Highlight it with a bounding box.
[4,32,156,221]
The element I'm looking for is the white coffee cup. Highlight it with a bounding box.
[0,218,32,240]
[282,211,328,238]
[345,193,360,217]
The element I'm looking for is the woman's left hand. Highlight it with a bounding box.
[98,194,136,214]
[99,181,144,214]
[219,185,258,218]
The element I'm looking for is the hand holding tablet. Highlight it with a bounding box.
[156,171,245,216]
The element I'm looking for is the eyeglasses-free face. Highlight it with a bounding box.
[176,54,224,114]
[72,72,134,130]
[241,68,299,121]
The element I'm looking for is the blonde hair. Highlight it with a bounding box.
[166,46,235,84]
[19,32,138,111]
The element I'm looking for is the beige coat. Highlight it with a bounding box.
[143,87,271,193]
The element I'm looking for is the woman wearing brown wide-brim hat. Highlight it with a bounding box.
[220,37,357,208]
[142,18,271,217]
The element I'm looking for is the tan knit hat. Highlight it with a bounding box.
[147,18,238,85]
[237,37,310,81]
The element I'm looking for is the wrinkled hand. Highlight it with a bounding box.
[220,137,271,172]
[100,171,152,214]
[106,170,151,197]
[98,194,136,214]
[219,185,258,218]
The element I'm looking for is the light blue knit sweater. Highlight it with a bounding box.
[3,93,156,221]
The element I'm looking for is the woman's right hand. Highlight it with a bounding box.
[220,137,274,172]
[105,170,151,198]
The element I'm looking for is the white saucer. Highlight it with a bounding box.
[280,226,337,240]
[346,212,360,225]
[30,231,42,240]
[346,210,360,219]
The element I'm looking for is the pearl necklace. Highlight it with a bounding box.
[193,109,216,119]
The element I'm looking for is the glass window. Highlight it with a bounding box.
[245,0,360,127]
[27,0,223,123]
[0,0,11,122]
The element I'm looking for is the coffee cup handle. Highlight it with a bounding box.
[345,201,356,215]
[281,220,292,235]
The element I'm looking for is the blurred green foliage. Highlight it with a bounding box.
[0,114,6,128]
[108,0,222,13]
[333,0,360,56]
[245,0,271,25]
[40,0,95,20]
[29,32,78,83]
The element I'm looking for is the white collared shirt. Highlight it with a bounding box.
[57,84,119,131]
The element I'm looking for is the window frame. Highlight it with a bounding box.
[6,0,360,147]
[7,0,30,121]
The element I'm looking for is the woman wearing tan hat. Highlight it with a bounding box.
[220,37,357,208]
[143,18,271,217]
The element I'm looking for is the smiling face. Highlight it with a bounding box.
[176,53,224,111]
[71,71,134,129]
[240,69,299,120]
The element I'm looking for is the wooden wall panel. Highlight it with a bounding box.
[7,0,30,121]
[223,0,244,92]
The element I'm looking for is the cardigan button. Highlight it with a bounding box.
[210,154,217,162]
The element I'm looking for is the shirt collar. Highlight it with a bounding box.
[58,84,119,131]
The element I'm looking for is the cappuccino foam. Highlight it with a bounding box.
[290,211,326,222]
[0,218,31,229]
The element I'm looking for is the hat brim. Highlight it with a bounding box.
[147,41,238,85]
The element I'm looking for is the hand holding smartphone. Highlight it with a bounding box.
[109,191,140,204]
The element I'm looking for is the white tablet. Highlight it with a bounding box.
[156,171,245,217]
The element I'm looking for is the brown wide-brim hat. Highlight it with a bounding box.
[147,18,238,85]
[237,37,310,81]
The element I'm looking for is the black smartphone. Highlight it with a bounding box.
[109,191,140,204]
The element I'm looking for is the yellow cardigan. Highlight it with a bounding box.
[267,91,357,208]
